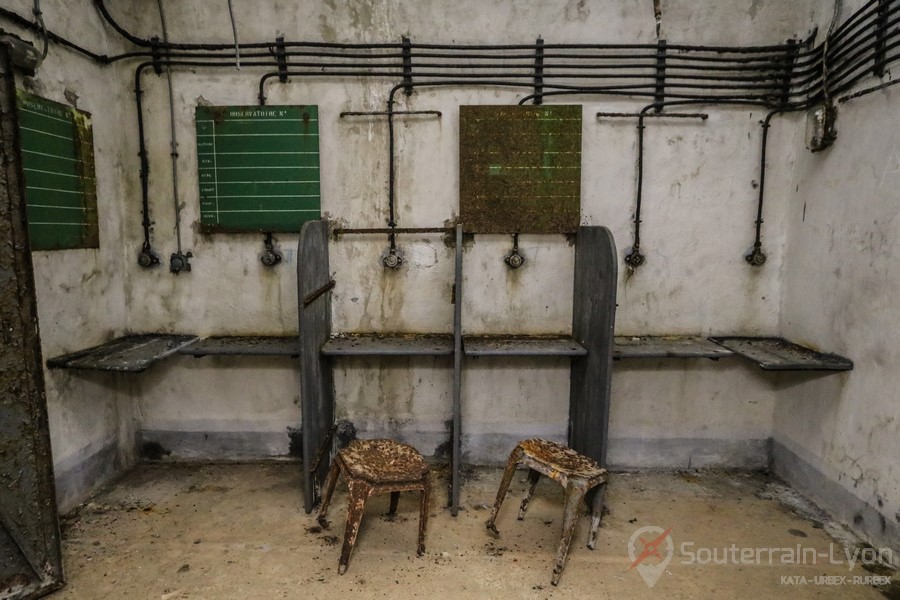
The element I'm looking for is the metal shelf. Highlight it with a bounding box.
[321,333,454,356]
[614,335,734,359]
[47,334,198,373]
[463,335,587,357]
[708,337,853,371]
[180,336,300,357]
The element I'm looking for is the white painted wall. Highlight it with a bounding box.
[774,87,900,557]
[115,0,823,467]
[8,0,874,512]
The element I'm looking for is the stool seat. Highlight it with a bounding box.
[518,438,606,480]
[316,438,431,574]
[340,439,428,483]
[486,439,609,586]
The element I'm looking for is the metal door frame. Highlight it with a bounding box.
[0,43,64,600]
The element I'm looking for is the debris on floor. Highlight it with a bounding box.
[51,463,896,599]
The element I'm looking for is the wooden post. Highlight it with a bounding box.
[569,226,617,466]
[297,220,334,513]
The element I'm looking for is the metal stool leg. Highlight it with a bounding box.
[387,491,400,516]
[587,481,607,550]
[417,474,430,556]
[518,468,542,520]
[338,479,372,575]
[551,482,586,586]
[486,445,524,535]
[317,457,341,528]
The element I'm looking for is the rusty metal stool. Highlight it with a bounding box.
[316,438,431,574]
[485,438,608,585]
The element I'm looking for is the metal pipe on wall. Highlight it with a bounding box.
[26,0,886,273]
[155,0,191,273]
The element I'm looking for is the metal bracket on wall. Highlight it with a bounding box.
[149,35,163,74]
[275,36,288,83]
[779,39,799,106]
[303,278,336,308]
[654,39,666,112]
[873,0,890,77]
[533,37,544,106]
[402,35,413,96]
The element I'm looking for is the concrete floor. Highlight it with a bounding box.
[51,462,896,599]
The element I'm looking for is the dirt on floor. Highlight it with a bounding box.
[51,462,897,599]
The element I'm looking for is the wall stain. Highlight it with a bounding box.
[564,0,590,22]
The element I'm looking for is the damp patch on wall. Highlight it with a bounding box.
[459,105,582,234]
[195,105,321,233]
[16,91,99,251]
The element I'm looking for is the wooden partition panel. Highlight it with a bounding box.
[297,220,333,513]
[569,226,618,466]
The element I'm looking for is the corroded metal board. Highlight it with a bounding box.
[47,334,198,372]
[0,48,64,599]
[569,226,617,467]
[459,105,582,234]
[708,336,853,371]
[297,220,334,513]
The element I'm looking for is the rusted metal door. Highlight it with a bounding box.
[0,45,64,599]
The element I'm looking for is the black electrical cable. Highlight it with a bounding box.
[827,0,880,50]
[260,72,793,108]
[67,0,900,105]
[792,27,900,100]
[0,6,121,63]
[839,75,900,102]
[825,6,900,67]
[102,0,900,269]
[817,23,899,90]
[93,0,151,46]
[411,41,802,53]
[824,37,900,96]
[95,0,402,51]
[4,0,816,101]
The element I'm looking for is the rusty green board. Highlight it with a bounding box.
[195,105,320,233]
[459,105,581,234]
[16,91,98,251]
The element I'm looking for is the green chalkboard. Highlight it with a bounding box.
[195,105,321,233]
[16,91,99,251]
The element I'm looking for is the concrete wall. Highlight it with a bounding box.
[4,0,135,511]
[773,86,900,557]
[113,0,826,468]
[5,0,872,512]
